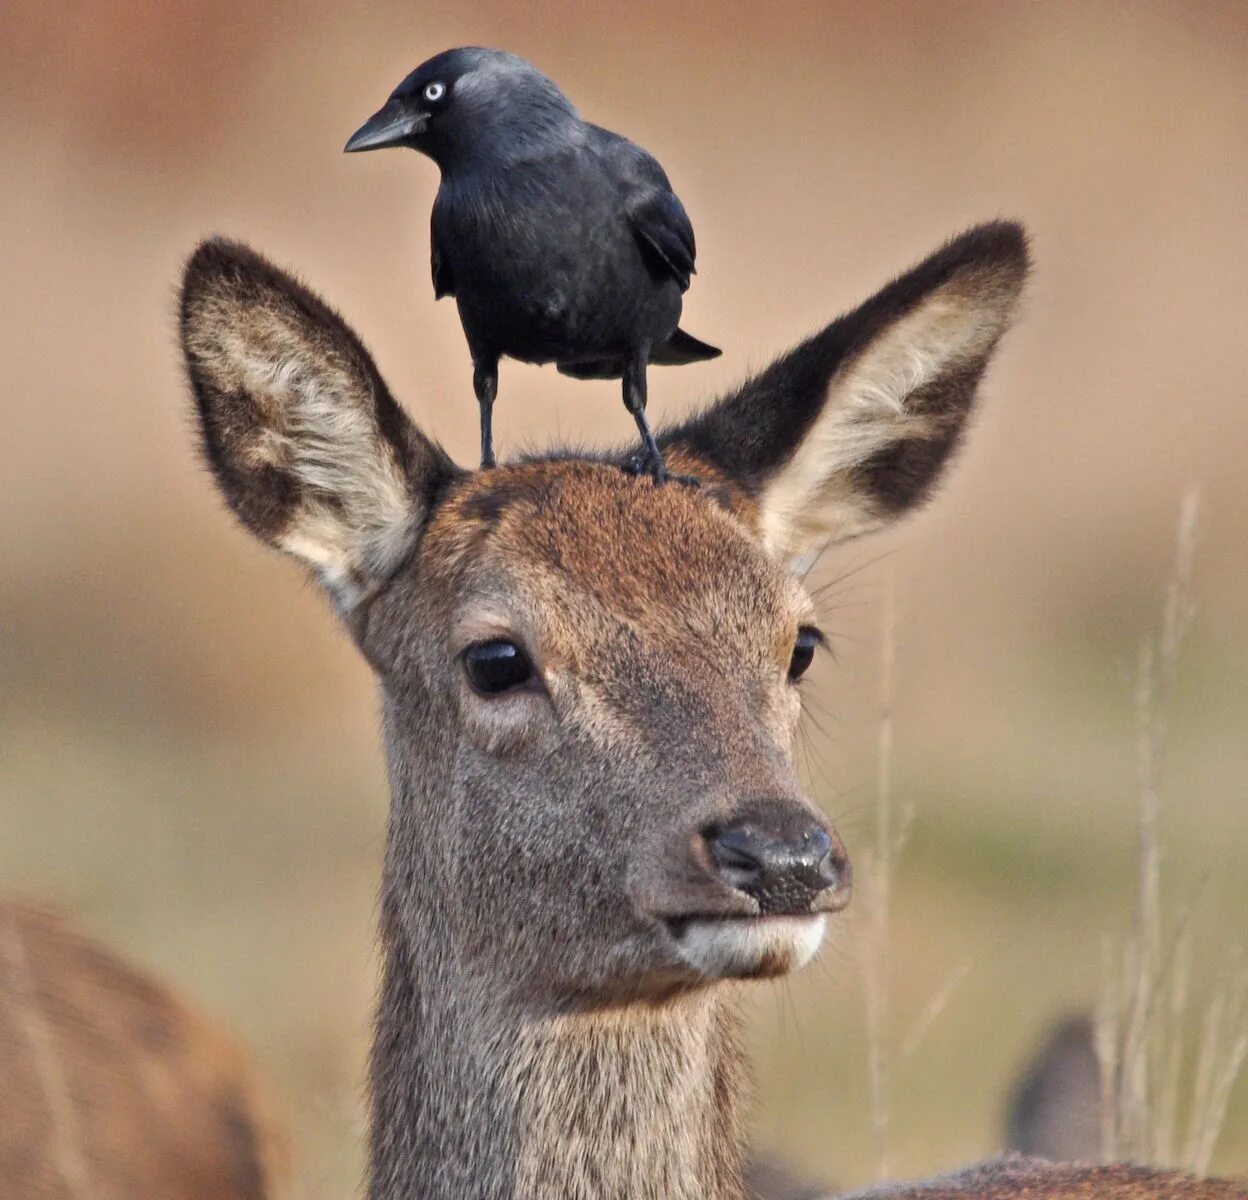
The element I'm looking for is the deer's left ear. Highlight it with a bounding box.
[662,222,1029,565]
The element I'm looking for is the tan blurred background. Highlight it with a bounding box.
[2,1,1246,1194]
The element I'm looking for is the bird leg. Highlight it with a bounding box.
[622,353,698,487]
[473,361,498,469]
[622,352,670,484]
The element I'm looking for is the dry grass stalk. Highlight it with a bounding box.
[859,574,970,1182]
[1155,927,1192,1165]
[900,962,970,1061]
[863,572,902,1182]
[1184,960,1248,1175]
[858,569,977,1177]
[1096,936,1123,1162]
[1096,488,1248,1173]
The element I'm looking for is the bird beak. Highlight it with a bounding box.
[344,100,428,153]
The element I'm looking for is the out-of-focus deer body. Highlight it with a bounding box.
[0,901,286,1200]
[177,224,1247,1200]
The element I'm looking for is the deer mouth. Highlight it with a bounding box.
[664,913,827,980]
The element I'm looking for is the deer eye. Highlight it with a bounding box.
[788,626,823,683]
[423,81,447,104]
[463,639,534,696]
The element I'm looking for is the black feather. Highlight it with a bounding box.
[630,192,697,291]
[431,232,454,298]
[652,326,720,365]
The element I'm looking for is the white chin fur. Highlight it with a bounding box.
[673,915,826,980]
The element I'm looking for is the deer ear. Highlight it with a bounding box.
[180,239,458,611]
[663,222,1029,565]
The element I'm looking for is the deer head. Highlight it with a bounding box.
[180,222,1027,1198]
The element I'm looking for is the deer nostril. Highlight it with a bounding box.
[816,838,853,910]
[818,839,847,886]
[704,824,769,890]
[701,818,842,916]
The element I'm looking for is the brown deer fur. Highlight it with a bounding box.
[0,901,287,1200]
[839,1161,1248,1199]
[177,224,1247,1200]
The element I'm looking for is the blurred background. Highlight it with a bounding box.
[2,1,1246,1194]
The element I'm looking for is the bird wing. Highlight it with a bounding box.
[629,191,697,292]
[589,126,698,292]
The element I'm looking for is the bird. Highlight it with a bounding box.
[344,47,720,481]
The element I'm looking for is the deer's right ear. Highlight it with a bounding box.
[180,239,458,612]
[663,222,1029,566]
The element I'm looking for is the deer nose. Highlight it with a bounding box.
[702,816,851,916]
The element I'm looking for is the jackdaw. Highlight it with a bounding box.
[345,47,720,480]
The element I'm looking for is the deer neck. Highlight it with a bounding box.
[368,733,748,1200]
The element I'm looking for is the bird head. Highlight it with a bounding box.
[344,48,579,169]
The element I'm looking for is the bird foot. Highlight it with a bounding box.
[623,450,700,488]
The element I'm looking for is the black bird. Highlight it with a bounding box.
[345,47,720,480]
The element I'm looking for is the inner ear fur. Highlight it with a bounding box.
[661,221,1030,563]
[179,239,457,609]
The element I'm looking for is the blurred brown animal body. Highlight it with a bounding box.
[177,226,1246,1200]
[0,901,287,1200]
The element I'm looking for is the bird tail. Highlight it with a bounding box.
[555,330,721,381]
[651,327,721,366]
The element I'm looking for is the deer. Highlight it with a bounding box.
[0,899,288,1200]
[176,221,1248,1200]
[2,895,825,1200]
[0,914,1233,1200]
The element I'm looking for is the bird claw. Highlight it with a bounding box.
[622,450,700,488]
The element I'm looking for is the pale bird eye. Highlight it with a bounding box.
[423,81,446,103]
